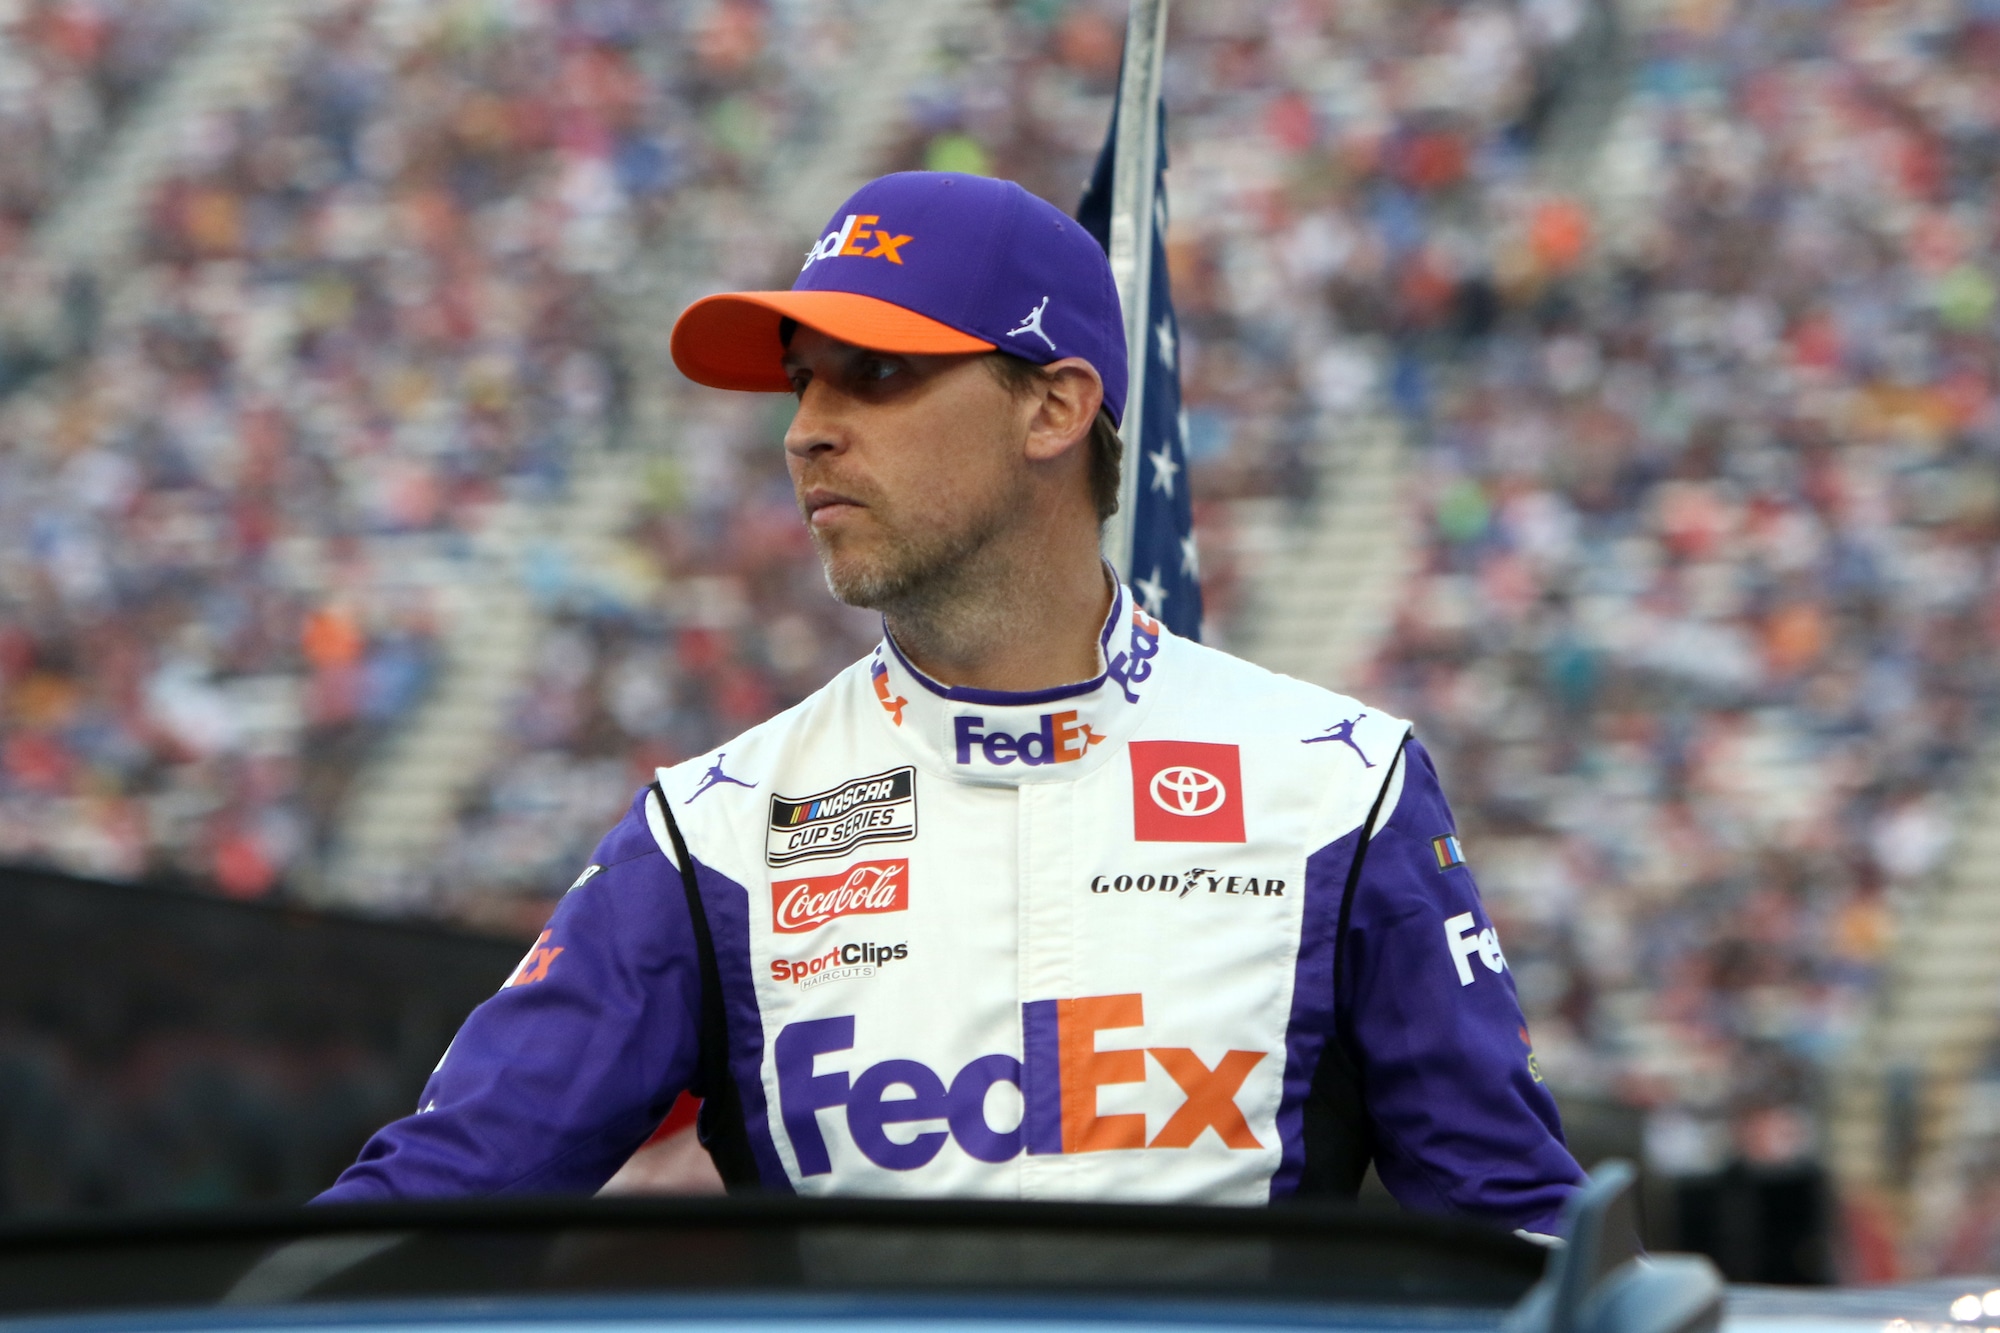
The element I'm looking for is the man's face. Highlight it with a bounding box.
[781,326,1036,610]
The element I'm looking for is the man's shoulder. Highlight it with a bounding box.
[652,653,875,809]
[587,788,669,870]
[1159,631,1410,748]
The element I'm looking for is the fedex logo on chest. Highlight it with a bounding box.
[775,992,1268,1177]
[953,709,1104,768]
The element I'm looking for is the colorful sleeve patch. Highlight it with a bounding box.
[1431,834,1465,871]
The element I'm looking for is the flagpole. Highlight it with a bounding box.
[1099,0,1170,579]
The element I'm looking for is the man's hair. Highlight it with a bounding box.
[983,353,1122,523]
[777,318,1121,523]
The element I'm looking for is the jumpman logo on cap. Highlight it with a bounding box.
[1007,296,1056,350]
[688,753,755,803]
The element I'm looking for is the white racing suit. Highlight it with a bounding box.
[321,584,1584,1230]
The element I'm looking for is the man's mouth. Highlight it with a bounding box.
[803,487,866,529]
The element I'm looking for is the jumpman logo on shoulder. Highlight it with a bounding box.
[1303,713,1375,768]
[687,753,755,803]
[1006,295,1056,350]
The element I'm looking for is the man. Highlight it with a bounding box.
[320,172,1584,1230]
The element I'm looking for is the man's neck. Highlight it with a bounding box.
[882,549,1114,693]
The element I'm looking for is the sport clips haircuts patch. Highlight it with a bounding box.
[767,766,917,867]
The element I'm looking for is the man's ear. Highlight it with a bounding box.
[1022,358,1105,463]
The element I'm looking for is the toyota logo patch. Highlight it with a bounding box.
[1149,765,1226,817]
[1129,741,1246,843]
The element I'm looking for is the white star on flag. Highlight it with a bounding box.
[1148,444,1179,497]
[1180,532,1200,578]
[1155,315,1175,369]
[1136,567,1169,614]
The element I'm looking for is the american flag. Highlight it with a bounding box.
[1077,95,1202,641]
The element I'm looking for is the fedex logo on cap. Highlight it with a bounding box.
[774,992,1266,1175]
[789,174,1129,424]
[802,213,914,271]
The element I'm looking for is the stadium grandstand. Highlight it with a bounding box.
[4,0,2000,1280]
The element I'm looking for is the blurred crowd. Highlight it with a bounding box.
[1370,0,2000,1189]
[0,0,873,904]
[0,0,212,239]
[896,0,1588,637]
[0,0,214,393]
[430,385,879,930]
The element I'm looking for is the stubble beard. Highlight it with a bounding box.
[808,483,1023,649]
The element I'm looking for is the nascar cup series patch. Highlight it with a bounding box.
[767,766,918,867]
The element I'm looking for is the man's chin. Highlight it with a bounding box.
[811,513,1000,614]
[816,549,904,610]
[821,563,907,611]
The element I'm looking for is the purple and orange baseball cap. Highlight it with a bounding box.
[670,172,1129,424]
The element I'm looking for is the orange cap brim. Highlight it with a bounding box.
[670,290,997,392]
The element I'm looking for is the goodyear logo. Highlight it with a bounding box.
[768,766,917,867]
[801,213,913,271]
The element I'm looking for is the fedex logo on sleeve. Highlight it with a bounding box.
[774,992,1266,1175]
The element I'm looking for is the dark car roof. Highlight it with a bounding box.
[0,1196,1546,1331]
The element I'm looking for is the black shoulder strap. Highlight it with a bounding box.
[649,780,761,1190]
[1298,731,1410,1198]
[1333,732,1409,1004]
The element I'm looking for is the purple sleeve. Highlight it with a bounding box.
[315,792,703,1201]
[1342,737,1585,1233]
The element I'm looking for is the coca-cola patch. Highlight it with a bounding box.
[770,859,910,934]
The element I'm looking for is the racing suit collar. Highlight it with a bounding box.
[868,579,1164,785]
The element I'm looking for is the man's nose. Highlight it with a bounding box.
[783,381,847,460]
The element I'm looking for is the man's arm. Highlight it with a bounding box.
[1340,736,1585,1234]
[316,791,703,1201]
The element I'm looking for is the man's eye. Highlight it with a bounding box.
[858,358,897,382]
[788,372,810,397]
